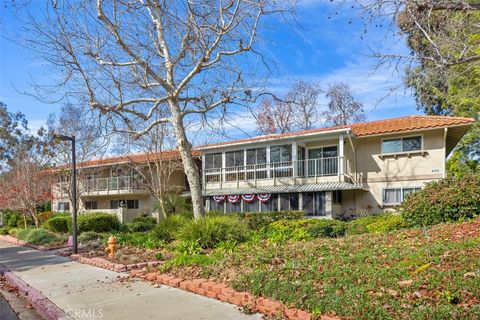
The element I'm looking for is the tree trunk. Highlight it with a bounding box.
[157,194,168,220]
[169,100,205,220]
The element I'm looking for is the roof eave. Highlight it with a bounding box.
[197,128,353,151]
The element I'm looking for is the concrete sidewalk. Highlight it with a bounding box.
[0,241,261,320]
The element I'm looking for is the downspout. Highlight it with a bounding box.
[347,130,357,184]
[443,127,448,179]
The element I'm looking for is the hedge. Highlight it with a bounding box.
[45,215,70,233]
[67,213,120,233]
[267,219,347,241]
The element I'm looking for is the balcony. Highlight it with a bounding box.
[82,175,148,196]
[203,157,350,190]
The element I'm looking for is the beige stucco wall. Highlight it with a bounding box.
[339,128,446,216]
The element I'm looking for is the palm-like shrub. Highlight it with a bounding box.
[177,215,248,249]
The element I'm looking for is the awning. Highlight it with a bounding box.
[195,182,368,197]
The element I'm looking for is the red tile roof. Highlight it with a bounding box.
[46,149,200,172]
[197,115,475,149]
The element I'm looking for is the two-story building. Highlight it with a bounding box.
[52,150,194,223]
[198,116,475,219]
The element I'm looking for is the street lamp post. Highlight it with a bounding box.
[53,134,78,254]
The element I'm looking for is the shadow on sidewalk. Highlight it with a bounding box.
[0,244,69,272]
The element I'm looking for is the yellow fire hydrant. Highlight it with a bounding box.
[104,235,117,258]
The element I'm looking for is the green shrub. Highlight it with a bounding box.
[78,231,103,243]
[16,228,65,245]
[175,240,203,255]
[2,211,22,228]
[401,175,480,226]
[127,215,157,232]
[267,219,347,242]
[366,214,406,233]
[177,215,248,249]
[346,214,406,235]
[45,216,70,233]
[0,227,9,235]
[8,228,21,236]
[70,213,119,233]
[16,217,33,228]
[151,215,190,242]
[237,210,304,230]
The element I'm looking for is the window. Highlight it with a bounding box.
[85,201,97,210]
[205,153,222,169]
[57,202,70,212]
[260,194,278,212]
[209,197,224,212]
[302,192,326,216]
[226,200,241,213]
[270,145,292,163]
[110,199,139,209]
[382,136,422,154]
[244,198,259,212]
[383,187,421,205]
[279,193,299,211]
[332,190,342,204]
[226,150,244,167]
[126,199,139,209]
[246,148,267,165]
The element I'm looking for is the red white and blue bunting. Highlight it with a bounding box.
[257,193,271,203]
[242,194,256,202]
[227,195,241,203]
[213,195,226,203]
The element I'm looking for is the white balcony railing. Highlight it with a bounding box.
[83,175,147,193]
[203,157,345,184]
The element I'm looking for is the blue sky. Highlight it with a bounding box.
[0,0,419,138]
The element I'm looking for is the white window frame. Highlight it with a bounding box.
[382,187,422,205]
[381,134,423,155]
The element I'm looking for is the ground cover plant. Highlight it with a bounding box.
[166,217,480,319]
[16,228,67,246]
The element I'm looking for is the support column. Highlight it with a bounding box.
[339,134,345,181]
[292,141,298,179]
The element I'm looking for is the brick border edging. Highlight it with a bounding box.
[132,270,339,320]
[67,253,162,273]
[0,235,68,251]
[0,263,71,320]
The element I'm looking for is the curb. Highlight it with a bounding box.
[131,270,340,320]
[0,263,72,320]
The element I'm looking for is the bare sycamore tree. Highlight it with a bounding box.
[324,82,365,126]
[118,114,185,219]
[254,80,322,134]
[47,104,109,211]
[255,97,295,135]
[21,0,291,219]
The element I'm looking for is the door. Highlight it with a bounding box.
[303,192,326,216]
